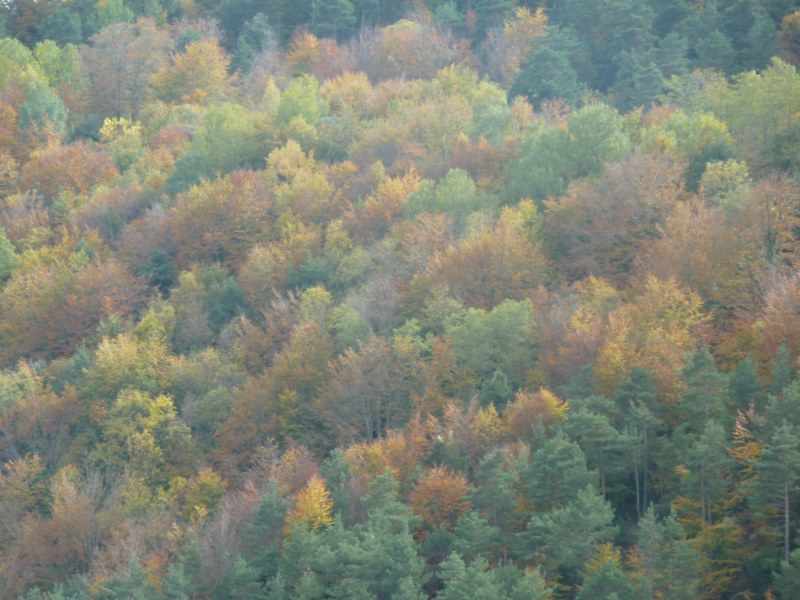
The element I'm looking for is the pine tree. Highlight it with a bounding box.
[525,485,617,583]
[750,421,800,562]
[242,479,290,584]
[629,507,701,599]
[771,344,794,396]
[526,432,596,511]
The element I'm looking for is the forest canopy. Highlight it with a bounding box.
[2,0,800,599]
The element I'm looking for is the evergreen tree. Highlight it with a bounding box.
[615,367,662,517]
[774,547,800,599]
[467,450,518,531]
[525,485,617,583]
[576,554,636,600]
[561,402,625,499]
[630,507,701,599]
[526,432,596,511]
[437,553,506,600]
[681,347,728,425]
[729,354,765,410]
[750,421,800,562]
[241,479,290,585]
[683,420,735,523]
[311,0,356,41]
[211,554,262,600]
[451,511,503,562]
[771,344,794,396]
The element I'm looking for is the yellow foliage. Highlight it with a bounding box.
[182,468,226,521]
[472,403,505,447]
[594,341,630,396]
[500,7,548,83]
[152,40,231,104]
[285,474,334,535]
[585,542,623,574]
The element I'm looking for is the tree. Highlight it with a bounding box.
[508,102,630,201]
[511,44,583,108]
[705,58,800,173]
[94,558,160,600]
[81,18,171,118]
[167,172,272,269]
[311,0,356,41]
[681,420,735,524]
[315,334,416,445]
[18,76,67,140]
[0,256,148,366]
[774,547,800,599]
[152,39,231,105]
[276,74,326,128]
[418,208,548,309]
[451,511,502,562]
[465,450,518,532]
[628,507,701,599]
[750,421,800,562]
[409,466,471,530]
[241,479,289,584]
[576,549,636,600]
[20,141,118,201]
[680,347,728,425]
[436,554,506,600]
[526,432,596,512]
[445,298,535,389]
[285,474,334,536]
[729,354,764,410]
[615,368,662,518]
[561,401,626,499]
[0,227,18,283]
[525,485,617,582]
[543,153,683,284]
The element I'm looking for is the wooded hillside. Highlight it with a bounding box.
[2,1,800,598]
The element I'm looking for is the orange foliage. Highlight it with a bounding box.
[0,191,52,246]
[781,11,800,65]
[348,169,420,242]
[418,206,548,309]
[597,277,708,399]
[409,465,471,529]
[217,321,334,465]
[0,258,149,364]
[7,468,101,595]
[754,271,800,363]
[20,141,118,200]
[356,20,470,82]
[344,416,434,495]
[638,196,764,314]
[504,388,568,440]
[168,171,272,270]
[544,153,684,285]
[287,30,354,79]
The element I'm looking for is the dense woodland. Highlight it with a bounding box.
[3,0,800,598]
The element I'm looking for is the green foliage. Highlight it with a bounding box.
[525,484,618,577]
[405,169,493,233]
[526,432,597,511]
[506,103,630,202]
[630,507,701,599]
[277,75,327,129]
[2,3,800,597]
[19,76,67,135]
[445,299,534,389]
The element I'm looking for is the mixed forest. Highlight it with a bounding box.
[4,0,800,598]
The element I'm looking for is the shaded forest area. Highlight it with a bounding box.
[3,0,800,598]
